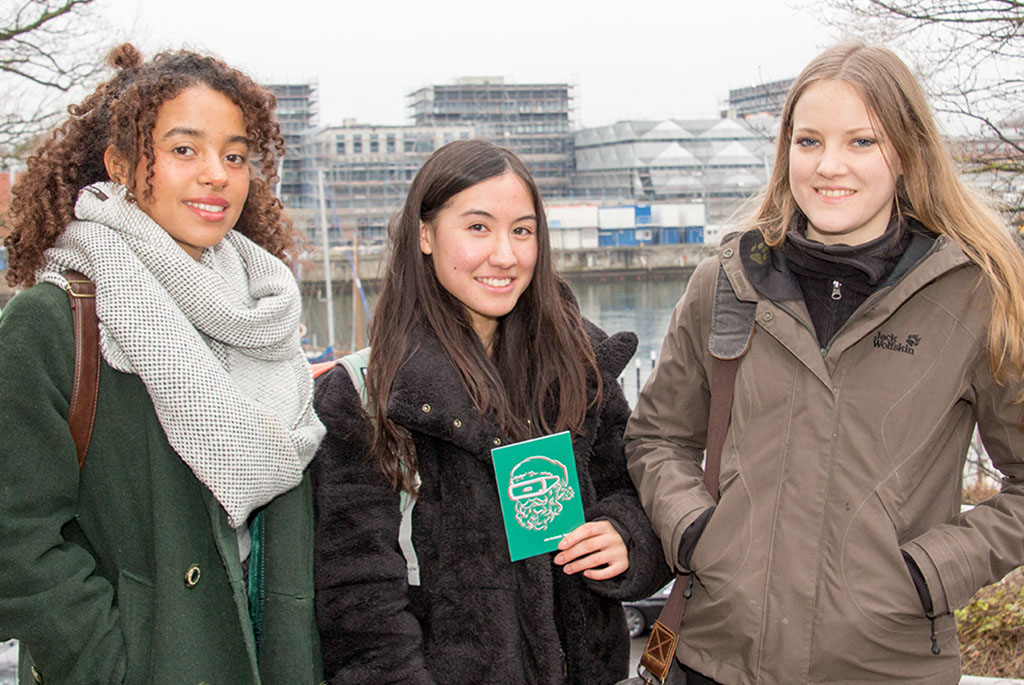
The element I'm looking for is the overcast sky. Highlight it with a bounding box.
[100,0,840,129]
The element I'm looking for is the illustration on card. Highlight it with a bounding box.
[508,455,577,531]
[492,430,585,561]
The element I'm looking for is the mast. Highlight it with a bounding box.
[317,168,336,352]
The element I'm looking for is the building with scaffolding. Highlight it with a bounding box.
[570,117,774,224]
[726,78,793,119]
[267,83,319,211]
[312,122,476,245]
[407,77,573,197]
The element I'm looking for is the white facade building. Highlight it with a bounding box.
[570,117,775,224]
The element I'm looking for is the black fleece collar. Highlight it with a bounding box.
[739,218,937,302]
[784,214,910,293]
[386,320,638,459]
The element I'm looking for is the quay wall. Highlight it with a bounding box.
[0,245,712,306]
[295,243,711,290]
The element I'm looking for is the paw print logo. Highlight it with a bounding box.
[906,334,921,347]
[749,242,769,265]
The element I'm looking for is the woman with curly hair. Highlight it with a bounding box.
[0,44,324,683]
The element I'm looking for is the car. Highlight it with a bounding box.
[623,579,675,639]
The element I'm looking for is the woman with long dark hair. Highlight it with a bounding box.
[313,139,669,684]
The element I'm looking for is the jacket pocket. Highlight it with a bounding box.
[687,478,751,596]
[842,490,930,631]
[116,569,154,684]
[817,492,959,679]
[259,590,320,683]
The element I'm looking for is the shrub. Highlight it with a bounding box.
[956,568,1024,677]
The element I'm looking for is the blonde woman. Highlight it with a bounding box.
[626,43,1024,684]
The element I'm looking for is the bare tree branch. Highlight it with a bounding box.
[817,0,1024,227]
[0,0,107,161]
[0,0,91,41]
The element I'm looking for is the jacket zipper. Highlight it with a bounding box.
[831,280,842,301]
[820,235,946,356]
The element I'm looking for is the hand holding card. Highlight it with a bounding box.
[553,520,629,579]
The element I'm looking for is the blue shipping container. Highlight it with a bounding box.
[635,205,652,225]
[684,227,704,244]
[660,228,681,245]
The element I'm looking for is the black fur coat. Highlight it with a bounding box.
[312,322,670,684]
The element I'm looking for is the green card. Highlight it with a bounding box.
[491,431,585,562]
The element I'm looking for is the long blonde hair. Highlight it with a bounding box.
[750,42,1024,398]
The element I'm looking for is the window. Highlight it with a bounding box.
[370,133,379,153]
[386,134,396,153]
[353,134,362,154]
[336,136,345,155]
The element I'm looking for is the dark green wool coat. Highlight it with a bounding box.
[0,283,321,684]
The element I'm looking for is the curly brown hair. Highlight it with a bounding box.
[4,43,293,288]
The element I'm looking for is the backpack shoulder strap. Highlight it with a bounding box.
[335,346,422,586]
[63,270,99,471]
[336,347,370,405]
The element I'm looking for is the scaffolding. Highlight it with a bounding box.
[266,82,319,211]
[407,77,575,198]
[313,123,475,247]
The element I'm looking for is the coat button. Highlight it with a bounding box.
[453,418,462,428]
[722,247,734,258]
[185,564,201,587]
[493,437,501,446]
[762,311,774,322]
[421,403,431,413]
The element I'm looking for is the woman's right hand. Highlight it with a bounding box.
[554,520,629,580]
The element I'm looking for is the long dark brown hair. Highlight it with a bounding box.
[5,43,291,288]
[368,139,601,493]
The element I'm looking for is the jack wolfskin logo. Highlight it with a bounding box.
[874,331,921,355]
[749,241,769,265]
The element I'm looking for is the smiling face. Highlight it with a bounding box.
[105,85,250,260]
[419,171,539,352]
[788,79,902,246]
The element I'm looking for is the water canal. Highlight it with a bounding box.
[300,272,692,407]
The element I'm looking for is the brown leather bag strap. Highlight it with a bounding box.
[703,355,739,501]
[63,270,99,470]
[638,265,756,683]
[638,354,738,683]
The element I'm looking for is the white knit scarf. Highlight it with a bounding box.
[38,182,325,528]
